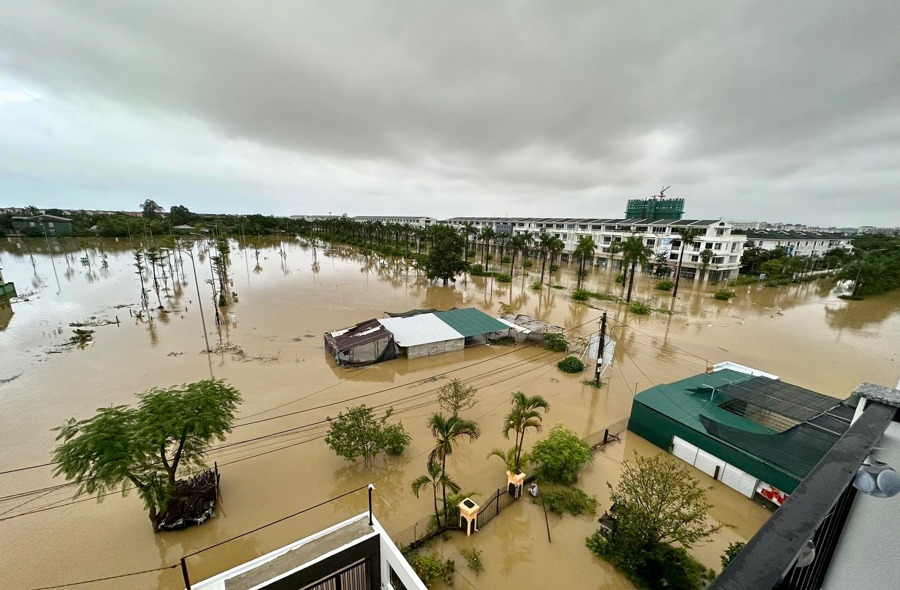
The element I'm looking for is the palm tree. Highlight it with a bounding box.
[502,391,550,470]
[508,234,527,277]
[574,236,597,289]
[428,414,481,521]
[487,446,531,472]
[461,222,477,261]
[479,226,496,268]
[537,231,553,286]
[672,228,702,297]
[411,461,460,528]
[610,235,653,302]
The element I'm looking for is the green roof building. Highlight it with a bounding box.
[628,363,854,499]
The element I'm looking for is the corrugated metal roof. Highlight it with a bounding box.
[433,308,509,338]
[377,315,463,347]
[633,370,775,434]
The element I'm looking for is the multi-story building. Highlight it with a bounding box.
[352,216,438,228]
[744,229,853,258]
[11,214,74,237]
[446,216,747,282]
[858,225,900,236]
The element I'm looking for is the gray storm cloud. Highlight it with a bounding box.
[1,0,899,225]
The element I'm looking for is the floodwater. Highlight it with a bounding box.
[0,236,898,590]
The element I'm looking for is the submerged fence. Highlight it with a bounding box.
[394,419,627,553]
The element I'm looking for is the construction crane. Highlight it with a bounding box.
[652,186,671,200]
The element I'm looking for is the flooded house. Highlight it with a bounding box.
[326,308,510,365]
[628,362,855,505]
[324,319,399,366]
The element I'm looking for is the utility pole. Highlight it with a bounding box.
[594,311,607,385]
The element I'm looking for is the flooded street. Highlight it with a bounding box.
[1,236,898,589]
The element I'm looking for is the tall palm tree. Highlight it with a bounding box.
[428,414,481,521]
[502,391,550,470]
[537,231,554,286]
[672,228,702,297]
[611,235,653,303]
[479,227,495,268]
[461,222,477,261]
[411,461,460,528]
[487,446,531,473]
[508,234,527,277]
[574,236,597,289]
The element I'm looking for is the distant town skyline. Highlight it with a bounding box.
[2,2,899,227]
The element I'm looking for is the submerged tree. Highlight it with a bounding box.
[437,379,478,416]
[610,235,653,303]
[145,247,165,309]
[411,461,461,528]
[325,405,411,466]
[502,391,550,471]
[423,225,467,286]
[428,413,480,521]
[133,249,149,313]
[52,380,242,530]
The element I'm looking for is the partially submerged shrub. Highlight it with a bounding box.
[495,273,512,283]
[628,301,652,315]
[713,288,735,301]
[655,280,674,291]
[469,264,484,276]
[531,280,543,290]
[460,548,484,574]
[571,288,590,301]
[542,485,598,516]
[558,356,584,373]
[543,332,569,352]
[614,273,625,284]
[551,284,565,290]
[409,551,455,588]
[531,425,594,485]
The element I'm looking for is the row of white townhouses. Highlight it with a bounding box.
[444,216,746,282]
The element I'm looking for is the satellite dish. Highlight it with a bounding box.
[854,462,900,498]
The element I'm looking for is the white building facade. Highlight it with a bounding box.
[352,216,438,228]
[744,229,853,258]
[445,216,747,282]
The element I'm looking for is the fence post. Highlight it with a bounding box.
[603,429,609,445]
[496,488,501,514]
[180,557,192,589]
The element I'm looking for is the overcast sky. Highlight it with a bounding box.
[1,1,899,226]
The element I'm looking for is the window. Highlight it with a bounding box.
[669,253,679,260]
[713,257,724,264]
[579,224,588,230]
[646,239,655,247]
[591,225,601,230]
[390,566,409,590]
[653,226,666,233]
[603,236,612,244]
[691,255,699,262]
[715,229,725,236]
[713,243,722,250]
[672,240,682,249]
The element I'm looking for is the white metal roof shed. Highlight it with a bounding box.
[378,315,464,347]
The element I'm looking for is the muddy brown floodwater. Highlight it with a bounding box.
[0,236,898,590]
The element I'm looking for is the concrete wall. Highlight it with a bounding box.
[406,338,465,359]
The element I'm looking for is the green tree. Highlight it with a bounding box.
[423,225,467,286]
[479,226,496,267]
[672,228,702,297]
[437,379,478,416]
[537,231,554,286]
[325,405,411,465]
[610,235,653,303]
[141,199,164,220]
[169,205,194,226]
[508,233,527,277]
[427,413,481,521]
[530,424,593,484]
[502,391,550,470]
[574,235,597,289]
[721,541,745,570]
[52,380,242,530]
[486,446,529,472]
[607,453,722,549]
[411,461,460,528]
[699,248,714,282]
[461,221,477,260]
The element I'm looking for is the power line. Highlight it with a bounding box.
[27,564,177,590]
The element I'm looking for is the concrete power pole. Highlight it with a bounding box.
[594,312,607,385]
